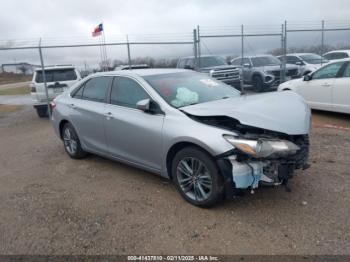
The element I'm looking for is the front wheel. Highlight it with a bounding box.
[62,123,87,159]
[172,147,224,208]
[253,75,264,92]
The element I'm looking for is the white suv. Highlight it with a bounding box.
[30,65,81,117]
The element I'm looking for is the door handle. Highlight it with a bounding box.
[322,83,330,87]
[70,103,76,109]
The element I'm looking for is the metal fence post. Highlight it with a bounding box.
[282,20,287,83]
[126,35,132,69]
[280,24,284,82]
[193,29,198,70]
[240,24,244,93]
[38,38,51,118]
[197,25,201,69]
[321,20,325,65]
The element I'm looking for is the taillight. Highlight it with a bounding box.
[29,83,36,92]
[49,102,56,111]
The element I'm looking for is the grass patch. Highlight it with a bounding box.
[0,72,32,85]
[0,104,24,117]
[0,86,30,95]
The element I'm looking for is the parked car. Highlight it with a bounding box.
[277,53,327,76]
[323,50,350,62]
[51,69,310,207]
[30,65,81,117]
[114,64,149,70]
[231,55,300,92]
[278,59,350,114]
[177,55,242,90]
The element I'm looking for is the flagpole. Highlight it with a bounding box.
[102,23,108,70]
[99,35,104,71]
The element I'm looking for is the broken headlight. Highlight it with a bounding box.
[223,135,300,158]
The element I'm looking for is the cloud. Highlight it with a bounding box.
[0,0,349,68]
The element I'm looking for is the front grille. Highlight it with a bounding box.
[210,68,240,81]
[270,70,281,77]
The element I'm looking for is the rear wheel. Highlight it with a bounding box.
[253,75,264,92]
[62,123,87,159]
[36,106,48,118]
[172,147,224,208]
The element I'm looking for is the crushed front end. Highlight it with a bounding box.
[217,131,310,197]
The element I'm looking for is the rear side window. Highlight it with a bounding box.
[110,77,149,109]
[77,77,111,103]
[342,63,350,77]
[324,52,349,60]
[35,69,77,83]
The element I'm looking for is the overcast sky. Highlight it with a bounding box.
[1,0,350,68]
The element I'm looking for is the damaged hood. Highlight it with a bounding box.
[181,91,311,135]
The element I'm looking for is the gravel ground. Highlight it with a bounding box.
[0,106,349,255]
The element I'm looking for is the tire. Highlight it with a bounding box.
[36,107,48,118]
[252,75,264,92]
[171,146,224,208]
[62,122,87,159]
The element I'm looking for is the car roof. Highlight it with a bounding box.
[92,68,189,77]
[180,55,221,59]
[35,65,75,71]
[278,53,319,57]
[324,49,350,55]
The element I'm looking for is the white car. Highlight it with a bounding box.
[277,53,327,76]
[323,50,350,62]
[278,59,350,114]
[30,65,81,117]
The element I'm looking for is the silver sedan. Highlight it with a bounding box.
[51,69,311,207]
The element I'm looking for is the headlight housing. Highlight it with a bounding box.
[223,135,300,158]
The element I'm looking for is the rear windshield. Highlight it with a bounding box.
[35,69,77,83]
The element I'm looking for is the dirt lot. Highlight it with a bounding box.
[0,72,31,85]
[0,106,349,255]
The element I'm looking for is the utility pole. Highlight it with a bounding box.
[38,38,51,118]
[282,20,287,83]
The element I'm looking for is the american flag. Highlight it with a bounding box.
[92,23,103,37]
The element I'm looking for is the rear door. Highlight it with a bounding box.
[298,62,344,111]
[69,76,112,154]
[331,62,350,113]
[104,76,164,171]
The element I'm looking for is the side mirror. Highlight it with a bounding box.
[227,61,232,65]
[243,63,250,68]
[184,65,194,70]
[136,98,151,112]
[136,99,163,114]
[303,74,312,81]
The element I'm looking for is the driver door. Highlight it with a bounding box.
[298,62,343,111]
[104,76,165,172]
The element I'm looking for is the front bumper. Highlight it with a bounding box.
[217,154,307,198]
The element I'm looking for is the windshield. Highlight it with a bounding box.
[251,56,281,67]
[144,72,240,108]
[35,69,77,83]
[199,56,227,68]
[300,54,328,64]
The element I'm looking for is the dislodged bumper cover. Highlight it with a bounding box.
[181,91,311,135]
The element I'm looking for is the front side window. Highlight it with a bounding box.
[81,77,111,102]
[299,54,325,64]
[312,62,344,80]
[231,58,241,66]
[144,72,240,108]
[35,69,77,83]
[111,77,149,109]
